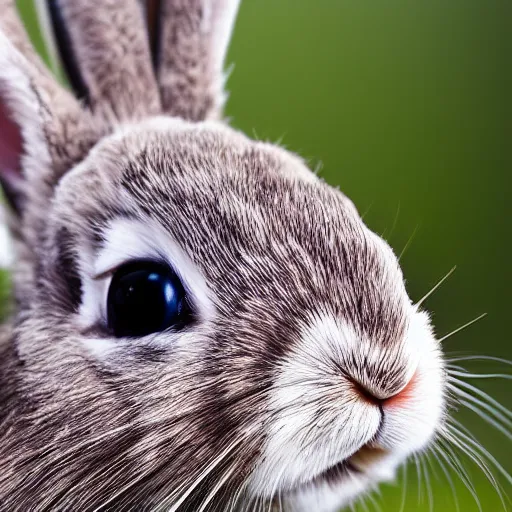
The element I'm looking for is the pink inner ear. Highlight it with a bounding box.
[0,101,23,184]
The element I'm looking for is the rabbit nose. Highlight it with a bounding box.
[350,371,417,408]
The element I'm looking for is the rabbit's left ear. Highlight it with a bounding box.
[0,2,97,220]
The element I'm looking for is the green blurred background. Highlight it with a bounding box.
[2,1,511,510]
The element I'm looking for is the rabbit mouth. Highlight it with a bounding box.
[293,443,390,492]
[306,459,359,486]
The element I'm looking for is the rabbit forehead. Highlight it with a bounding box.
[53,116,409,345]
[79,116,319,186]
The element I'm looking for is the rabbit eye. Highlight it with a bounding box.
[107,261,190,338]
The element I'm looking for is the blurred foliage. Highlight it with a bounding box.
[0,270,10,323]
[2,0,511,510]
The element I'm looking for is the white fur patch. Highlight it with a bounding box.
[247,316,381,499]
[287,476,370,512]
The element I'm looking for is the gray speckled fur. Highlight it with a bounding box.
[0,1,413,510]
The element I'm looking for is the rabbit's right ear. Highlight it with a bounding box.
[0,3,97,218]
[149,0,241,122]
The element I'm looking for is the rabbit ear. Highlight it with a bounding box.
[151,0,240,121]
[46,0,161,122]
[0,3,97,216]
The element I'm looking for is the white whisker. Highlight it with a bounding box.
[359,494,371,512]
[425,450,440,482]
[416,266,456,308]
[447,383,512,434]
[420,456,434,512]
[437,439,482,512]
[413,453,423,505]
[169,434,245,511]
[389,201,401,238]
[448,421,512,487]
[441,443,482,511]
[438,313,487,343]
[444,425,508,510]
[431,444,460,512]
[398,225,419,261]
[446,355,512,366]
[197,464,238,512]
[447,369,512,380]
[366,489,382,512]
[447,378,512,420]
[458,398,512,440]
[398,463,408,512]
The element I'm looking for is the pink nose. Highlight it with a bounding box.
[351,371,417,408]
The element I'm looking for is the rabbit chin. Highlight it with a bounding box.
[249,445,437,512]
[245,447,410,512]
[266,446,407,512]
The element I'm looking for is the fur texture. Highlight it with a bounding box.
[0,2,446,511]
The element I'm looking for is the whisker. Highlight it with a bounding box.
[361,201,374,220]
[388,201,401,240]
[398,463,408,512]
[197,463,238,512]
[169,434,246,511]
[443,425,508,509]
[359,494,371,512]
[447,384,512,435]
[420,455,434,512]
[447,378,512,420]
[413,453,423,505]
[431,444,460,512]
[366,489,382,512]
[447,369,512,380]
[457,398,512,440]
[424,449,440,482]
[448,421,512,487]
[438,313,487,343]
[446,355,512,366]
[446,363,469,373]
[398,224,419,261]
[436,439,482,512]
[416,266,457,308]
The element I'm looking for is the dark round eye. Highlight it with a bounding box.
[107,261,190,338]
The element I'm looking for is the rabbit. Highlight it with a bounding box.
[0,0,483,511]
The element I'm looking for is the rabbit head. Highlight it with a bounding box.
[0,1,445,511]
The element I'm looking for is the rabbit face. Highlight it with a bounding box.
[0,2,445,510]
[12,117,443,510]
